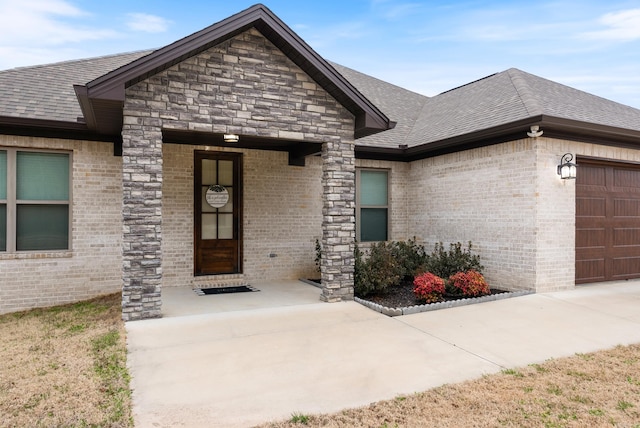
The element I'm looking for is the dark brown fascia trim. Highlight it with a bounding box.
[401,116,543,161]
[538,115,640,148]
[81,4,392,137]
[356,115,640,162]
[73,85,97,131]
[0,116,119,143]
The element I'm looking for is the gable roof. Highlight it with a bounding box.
[74,3,393,138]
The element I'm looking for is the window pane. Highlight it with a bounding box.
[17,152,69,200]
[360,170,387,206]
[218,160,233,186]
[0,204,5,251]
[218,214,233,239]
[202,159,217,185]
[0,151,6,200]
[17,204,69,250]
[202,214,217,239]
[361,208,388,242]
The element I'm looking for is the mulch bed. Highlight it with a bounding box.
[361,280,507,309]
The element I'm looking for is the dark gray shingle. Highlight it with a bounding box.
[0,50,152,123]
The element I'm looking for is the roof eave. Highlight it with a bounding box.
[356,115,640,161]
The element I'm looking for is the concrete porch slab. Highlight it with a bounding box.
[161,280,322,318]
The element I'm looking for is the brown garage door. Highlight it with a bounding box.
[576,159,640,283]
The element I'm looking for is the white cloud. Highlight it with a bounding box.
[0,0,117,46]
[581,8,640,41]
[126,13,171,33]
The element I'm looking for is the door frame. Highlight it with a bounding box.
[193,150,243,276]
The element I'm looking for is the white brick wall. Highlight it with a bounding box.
[0,135,122,315]
[5,132,640,313]
[408,137,640,292]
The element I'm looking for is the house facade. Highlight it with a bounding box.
[2,4,640,320]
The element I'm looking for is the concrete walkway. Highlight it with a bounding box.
[126,280,640,427]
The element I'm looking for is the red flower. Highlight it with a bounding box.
[413,272,445,303]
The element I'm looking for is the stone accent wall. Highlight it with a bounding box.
[121,120,163,321]
[0,135,122,315]
[122,28,355,318]
[320,140,356,302]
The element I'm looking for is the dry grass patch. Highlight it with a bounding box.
[258,344,640,428]
[0,293,132,427]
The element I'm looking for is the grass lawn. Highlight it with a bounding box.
[1,295,639,428]
[0,293,132,427]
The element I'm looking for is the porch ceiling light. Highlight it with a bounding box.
[223,134,239,143]
[557,153,577,179]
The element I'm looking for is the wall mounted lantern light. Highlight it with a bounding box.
[557,153,577,179]
[223,134,239,143]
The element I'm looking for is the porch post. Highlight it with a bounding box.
[121,108,163,321]
[320,138,355,301]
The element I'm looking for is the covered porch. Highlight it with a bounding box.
[71,5,393,320]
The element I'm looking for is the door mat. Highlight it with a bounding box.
[193,285,259,296]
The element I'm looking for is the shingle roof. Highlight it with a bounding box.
[403,68,640,148]
[0,51,151,123]
[1,49,640,152]
[330,62,428,149]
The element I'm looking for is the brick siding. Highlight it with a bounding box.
[0,135,121,315]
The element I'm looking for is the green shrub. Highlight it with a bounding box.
[421,242,483,279]
[354,241,403,297]
[391,238,427,279]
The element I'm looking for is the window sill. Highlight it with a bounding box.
[0,251,73,260]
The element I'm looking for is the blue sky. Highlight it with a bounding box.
[1,0,639,108]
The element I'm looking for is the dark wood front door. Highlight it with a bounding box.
[576,159,640,283]
[194,151,242,275]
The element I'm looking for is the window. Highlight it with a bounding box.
[0,149,70,252]
[356,169,389,242]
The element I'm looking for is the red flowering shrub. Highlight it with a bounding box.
[413,272,445,303]
[448,270,490,297]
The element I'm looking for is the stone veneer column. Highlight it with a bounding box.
[121,115,163,321]
[320,139,356,302]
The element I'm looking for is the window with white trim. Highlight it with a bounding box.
[356,168,389,242]
[0,148,71,252]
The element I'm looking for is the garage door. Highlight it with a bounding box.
[576,159,640,283]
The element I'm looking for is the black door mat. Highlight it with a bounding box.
[194,285,259,296]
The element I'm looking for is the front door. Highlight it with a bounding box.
[194,151,242,275]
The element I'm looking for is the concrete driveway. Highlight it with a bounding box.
[126,280,640,427]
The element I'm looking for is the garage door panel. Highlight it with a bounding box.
[576,258,606,283]
[613,168,640,190]
[613,228,640,247]
[576,228,605,249]
[613,198,640,217]
[611,257,640,279]
[576,197,606,217]
[578,165,606,187]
